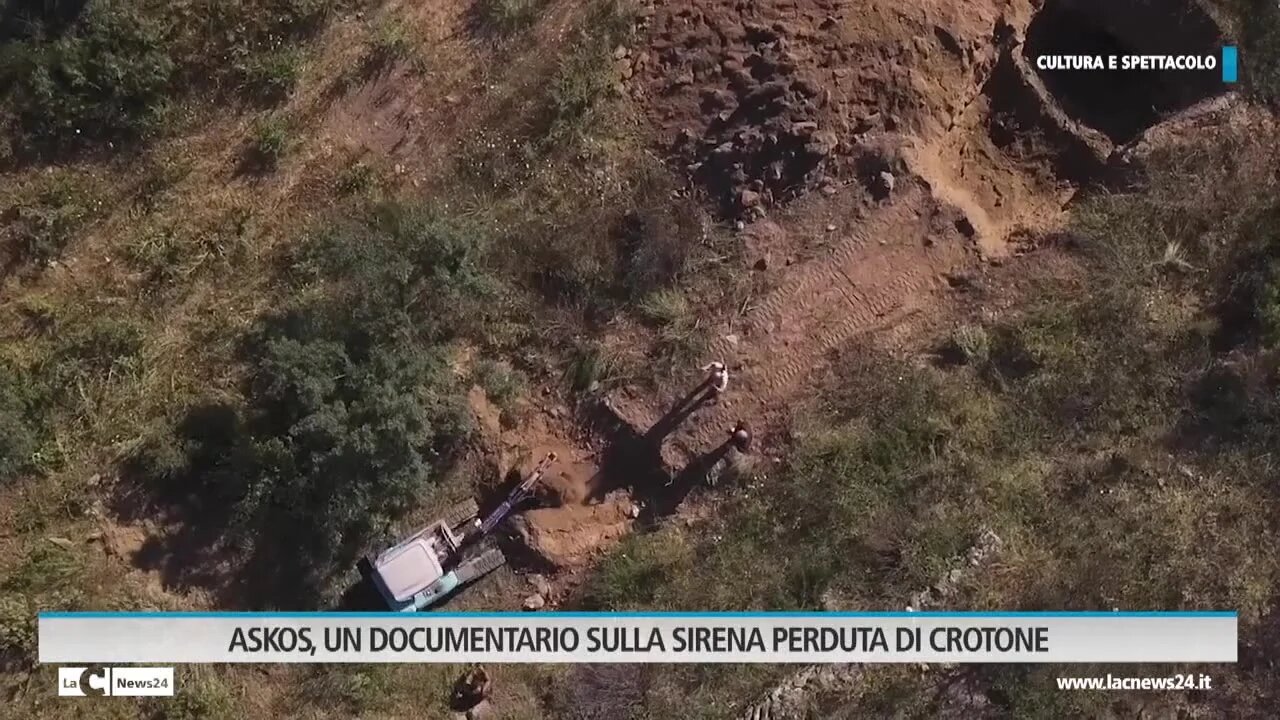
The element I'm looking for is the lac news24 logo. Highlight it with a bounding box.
[58,666,174,697]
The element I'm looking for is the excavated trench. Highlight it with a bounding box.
[1022,0,1224,143]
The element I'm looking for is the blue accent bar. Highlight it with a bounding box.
[1223,46,1238,83]
[39,610,1239,619]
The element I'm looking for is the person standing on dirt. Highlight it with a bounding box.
[452,665,492,710]
[728,421,752,453]
[701,361,729,396]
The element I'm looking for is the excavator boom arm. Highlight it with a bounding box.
[476,453,556,536]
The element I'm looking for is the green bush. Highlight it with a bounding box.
[547,40,616,141]
[233,332,469,581]
[334,161,378,195]
[0,0,340,156]
[563,343,626,393]
[236,46,304,100]
[3,541,84,595]
[0,0,175,152]
[134,204,500,599]
[0,594,36,667]
[291,203,501,344]
[636,288,689,327]
[472,359,526,413]
[47,314,146,387]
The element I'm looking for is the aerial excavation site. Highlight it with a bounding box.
[2,0,1280,717]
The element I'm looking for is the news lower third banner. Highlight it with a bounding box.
[39,611,1237,664]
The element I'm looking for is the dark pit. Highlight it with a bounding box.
[1023,0,1224,142]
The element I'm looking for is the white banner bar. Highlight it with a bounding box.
[38,612,1237,664]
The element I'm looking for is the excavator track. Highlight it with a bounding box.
[453,548,506,584]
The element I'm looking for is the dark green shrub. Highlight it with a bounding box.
[234,333,470,570]
[0,0,340,157]
[132,204,500,601]
[292,203,501,345]
[0,0,175,152]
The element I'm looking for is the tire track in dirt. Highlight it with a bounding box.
[657,190,976,457]
[528,190,983,569]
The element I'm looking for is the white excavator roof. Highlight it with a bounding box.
[375,537,444,602]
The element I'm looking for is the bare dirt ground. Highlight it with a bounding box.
[514,0,1058,576]
[509,0,1232,590]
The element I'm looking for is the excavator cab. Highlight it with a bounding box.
[360,500,503,611]
[358,452,557,611]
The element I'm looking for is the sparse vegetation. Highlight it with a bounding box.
[152,675,236,720]
[543,0,633,141]
[581,129,1280,714]
[247,113,291,169]
[299,665,393,715]
[564,343,627,394]
[365,16,416,67]
[547,41,620,142]
[238,46,305,100]
[0,541,84,669]
[334,160,379,195]
[0,593,36,668]
[0,360,48,485]
[474,0,545,36]
[1,173,101,271]
[472,359,527,415]
[637,288,689,327]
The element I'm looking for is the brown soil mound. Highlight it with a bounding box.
[465,385,640,569]
[630,0,1039,217]
[513,499,635,569]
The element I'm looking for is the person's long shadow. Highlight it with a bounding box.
[640,438,736,522]
[584,380,716,503]
[645,380,716,445]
